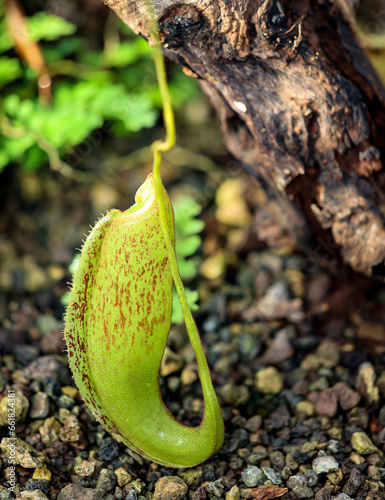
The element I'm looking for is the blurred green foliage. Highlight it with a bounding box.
[171,196,205,324]
[0,3,200,173]
[173,195,205,280]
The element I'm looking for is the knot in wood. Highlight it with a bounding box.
[159,5,202,48]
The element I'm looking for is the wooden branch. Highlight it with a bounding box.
[104,0,385,277]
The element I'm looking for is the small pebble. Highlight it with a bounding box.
[160,347,184,376]
[287,475,306,489]
[296,401,314,416]
[255,366,284,394]
[219,383,250,406]
[24,479,50,496]
[262,467,282,484]
[58,484,108,499]
[292,485,314,498]
[312,388,338,418]
[332,382,360,410]
[180,366,197,385]
[303,470,317,487]
[241,466,264,487]
[356,362,379,405]
[22,355,70,384]
[183,467,203,489]
[342,468,362,496]
[349,452,365,465]
[316,339,340,367]
[43,376,62,399]
[20,492,48,500]
[312,456,339,474]
[0,390,29,425]
[99,437,120,461]
[75,460,96,478]
[226,485,240,499]
[261,328,294,364]
[39,417,62,446]
[30,392,50,419]
[351,432,378,454]
[57,394,75,409]
[115,467,132,487]
[61,385,78,398]
[244,415,262,432]
[326,468,343,485]
[14,345,40,366]
[153,476,188,500]
[96,468,117,491]
[0,437,45,468]
[206,478,224,497]
[32,466,52,482]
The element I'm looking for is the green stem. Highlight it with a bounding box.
[149,20,217,407]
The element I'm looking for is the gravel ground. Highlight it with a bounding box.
[0,167,384,500]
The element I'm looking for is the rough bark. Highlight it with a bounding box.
[104,0,385,278]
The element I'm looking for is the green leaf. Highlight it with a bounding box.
[4,94,21,116]
[0,56,22,87]
[77,50,102,67]
[173,195,205,281]
[43,37,85,63]
[172,287,199,324]
[4,133,35,158]
[23,145,47,172]
[168,67,201,109]
[69,254,81,275]
[105,39,149,67]
[177,259,197,281]
[177,235,202,258]
[0,20,14,53]
[27,13,77,42]
[60,291,70,306]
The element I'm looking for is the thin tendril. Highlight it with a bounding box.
[146,7,219,409]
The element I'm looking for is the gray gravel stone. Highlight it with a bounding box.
[312,455,339,474]
[244,415,262,432]
[97,468,117,491]
[0,390,29,425]
[57,394,75,409]
[0,437,45,468]
[14,345,40,366]
[335,495,353,500]
[261,467,282,484]
[241,465,264,487]
[293,485,314,498]
[0,487,14,500]
[351,431,378,454]
[99,437,119,461]
[305,469,318,487]
[287,475,306,490]
[22,355,71,384]
[205,479,224,497]
[153,476,188,500]
[20,492,48,499]
[20,490,48,500]
[30,392,49,419]
[58,484,107,499]
[342,468,362,496]
[326,439,343,455]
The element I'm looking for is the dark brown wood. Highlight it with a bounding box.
[104,0,385,277]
